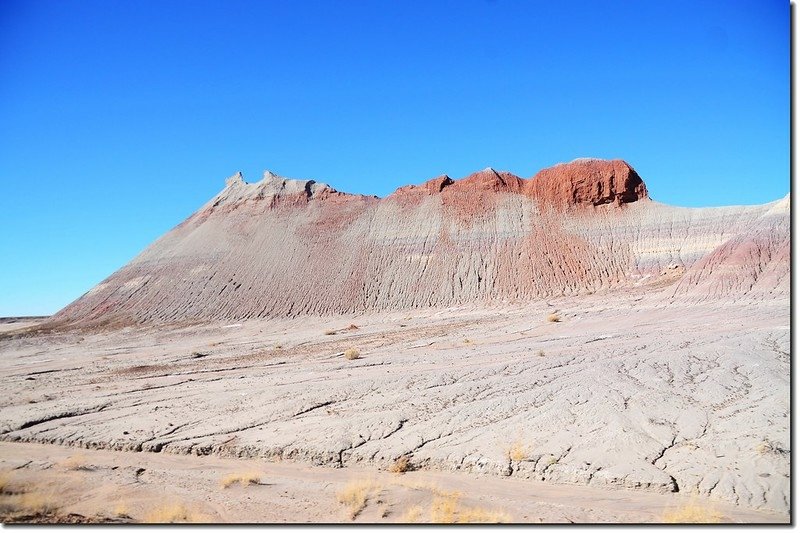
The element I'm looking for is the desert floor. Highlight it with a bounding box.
[0,289,789,523]
[0,440,786,524]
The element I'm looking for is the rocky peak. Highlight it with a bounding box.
[526,158,648,209]
[448,168,524,193]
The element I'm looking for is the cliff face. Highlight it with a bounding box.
[53,159,788,326]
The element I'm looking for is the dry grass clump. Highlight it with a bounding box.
[754,439,784,455]
[537,350,546,357]
[335,479,382,520]
[344,348,360,360]
[61,454,92,471]
[391,482,510,524]
[144,503,208,523]
[456,507,513,523]
[547,313,561,323]
[506,441,529,462]
[401,505,422,523]
[324,329,337,336]
[113,502,131,518]
[0,472,10,494]
[347,324,360,330]
[430,492,510,523]
[662,502,722,523]
[19,491,58,515]
[220,472,261,489]
[430,492,459,523]
[388,456,412,474]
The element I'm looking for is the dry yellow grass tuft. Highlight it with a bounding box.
[401,505,422,523]
[144,503,208,523]
[335,479,381,520]
[430,493,460,523]
[113,502,131,518]
[662,502,722,523]
[754,439,782,455]
[506,441,529,462]
[344,348,360,360]
[388,456,411,474]
[18,491,59,515]
[547,313,561,323]
[61,453,92,471]
[456,507,512,523]
[430,492,510,523]
[220,472,261,489]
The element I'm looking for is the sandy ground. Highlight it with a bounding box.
[0,289,789,523]
[0,441,785,523]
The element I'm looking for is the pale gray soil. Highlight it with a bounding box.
[0,440,786,523]
[0,289,789,522]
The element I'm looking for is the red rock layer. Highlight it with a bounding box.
[526,158,648,210]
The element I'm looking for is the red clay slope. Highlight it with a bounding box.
[52,159,787,326]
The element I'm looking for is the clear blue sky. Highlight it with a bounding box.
[0,0,789,316]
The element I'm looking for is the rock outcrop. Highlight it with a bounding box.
[526,158,648,209]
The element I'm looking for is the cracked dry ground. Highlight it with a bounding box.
[0,291,789,522]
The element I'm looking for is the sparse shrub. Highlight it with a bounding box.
[388,456,411,474]
[662,502,722,523]
[547,313,561,323]
[324,329,337,336]
[506,442,529,462]
[144,503,207,523]
[274,345,283,350]
[463,339,472,344]
[537,350,545,357]
[336,479,381,520]
[220,472,261,489]
[344,348,360,360]
[347,324,359,330]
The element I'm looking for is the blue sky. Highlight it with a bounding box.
[0,0,789,316]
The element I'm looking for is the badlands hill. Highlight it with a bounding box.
[0,158,790,522]
[53,159,788,326]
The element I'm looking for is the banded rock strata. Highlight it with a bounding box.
[53,159,788,326]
